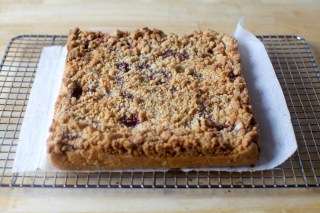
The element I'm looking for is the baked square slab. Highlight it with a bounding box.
[47,28,259,170]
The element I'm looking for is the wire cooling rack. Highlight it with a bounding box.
[0,35,319,188]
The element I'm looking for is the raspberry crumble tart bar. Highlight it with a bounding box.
[47,27,259,170]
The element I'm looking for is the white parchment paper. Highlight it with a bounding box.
[13,19,297,173]
[13,46,67,172]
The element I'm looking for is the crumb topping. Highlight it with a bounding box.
[48,27,259,158]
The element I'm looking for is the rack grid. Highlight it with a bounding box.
[0,35,319,188]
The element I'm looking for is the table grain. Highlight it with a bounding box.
[0,0,320,212]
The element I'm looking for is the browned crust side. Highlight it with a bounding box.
[49,142,259,170]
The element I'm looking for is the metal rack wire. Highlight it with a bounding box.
[0,35,319,188]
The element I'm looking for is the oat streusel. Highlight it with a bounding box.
[47,27,259,170]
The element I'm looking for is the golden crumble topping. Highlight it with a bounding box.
[47,27,259,159]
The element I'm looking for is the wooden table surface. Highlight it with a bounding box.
[1,0,320,212]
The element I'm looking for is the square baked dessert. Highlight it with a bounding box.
[47,27,259,170]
